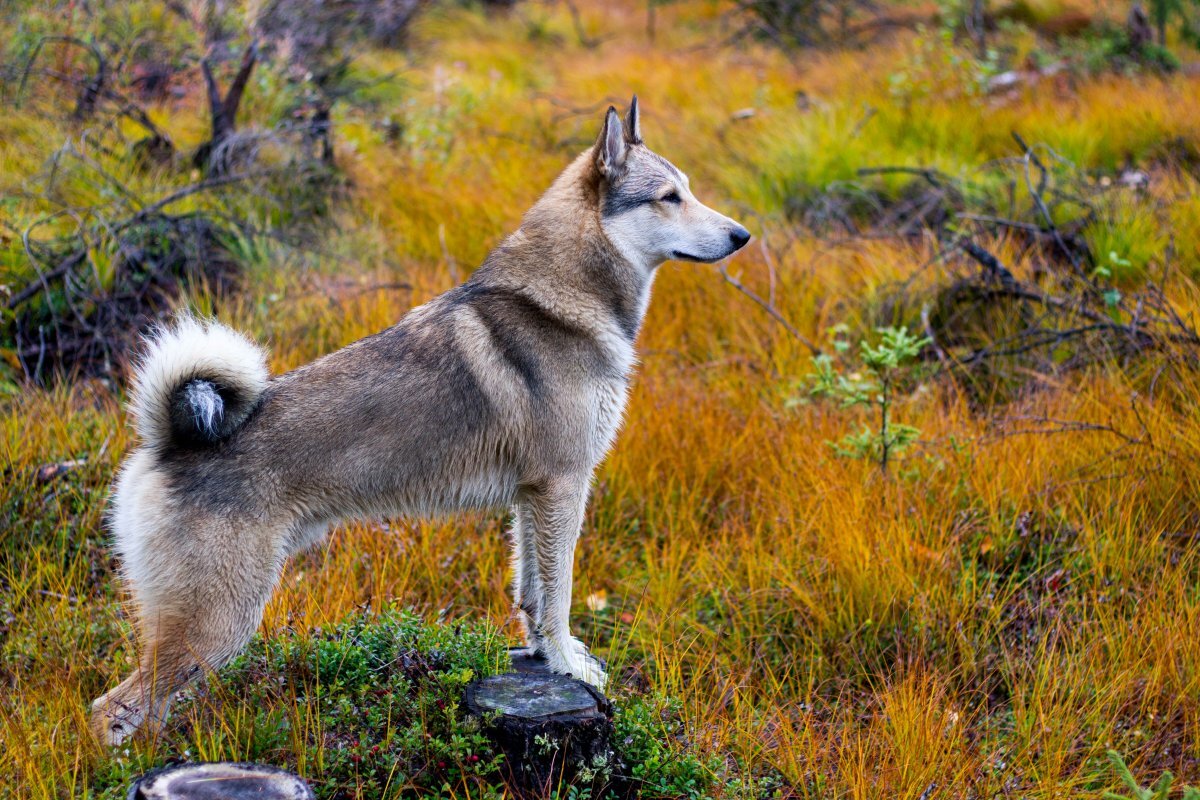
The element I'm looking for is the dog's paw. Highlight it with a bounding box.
[90,693,146,747]
[544,640,608,690]
[567,651,608,690]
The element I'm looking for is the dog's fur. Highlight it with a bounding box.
[90,98,750,746]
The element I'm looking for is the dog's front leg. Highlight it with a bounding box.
[508,501,544,655]
[526,475,607,689]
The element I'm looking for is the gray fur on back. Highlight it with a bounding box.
[158,181,644,524]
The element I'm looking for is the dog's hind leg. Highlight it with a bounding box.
[509,502,544,655]
[526,475,606,689]
[91,516,288,746]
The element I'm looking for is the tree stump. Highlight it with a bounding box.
[127,762,313,800]
[465,651,615,798]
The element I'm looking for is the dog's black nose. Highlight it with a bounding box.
[729,226,751,250]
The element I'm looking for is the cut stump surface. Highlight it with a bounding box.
[127,762,313,800]
[471,672,602,718]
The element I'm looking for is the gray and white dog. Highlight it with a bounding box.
[91,97,750,745]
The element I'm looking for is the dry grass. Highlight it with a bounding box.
[3,0,1200,797]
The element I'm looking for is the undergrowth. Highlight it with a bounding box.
[83,608,743,799]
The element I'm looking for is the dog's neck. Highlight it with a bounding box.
[472,152,655,349]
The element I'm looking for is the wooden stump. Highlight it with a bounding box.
[127,762,313,800]
[465,651,615,798]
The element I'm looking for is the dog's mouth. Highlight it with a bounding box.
[670,250,712,263]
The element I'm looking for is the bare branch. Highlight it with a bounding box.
[718,262,821,356]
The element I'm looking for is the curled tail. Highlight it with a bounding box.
[130,316,269,449]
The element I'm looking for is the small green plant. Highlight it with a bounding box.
[802,325,930,472]
[612,694,723,799]
[1103,750,1200,800]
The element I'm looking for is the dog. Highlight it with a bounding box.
[90,97,750,746]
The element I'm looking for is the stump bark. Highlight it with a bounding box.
[127,762,312,800]
[465,651,615,798]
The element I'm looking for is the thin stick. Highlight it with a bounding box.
[718,263,821,356]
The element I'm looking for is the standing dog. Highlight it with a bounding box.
[91,97,750,745]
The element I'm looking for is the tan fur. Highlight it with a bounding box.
[91,99,750,746]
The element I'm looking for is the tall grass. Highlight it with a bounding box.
[3,0,1200,796]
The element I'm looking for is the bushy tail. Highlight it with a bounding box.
[130,315,270,449]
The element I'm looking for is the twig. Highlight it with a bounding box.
[921,302,950,369]
[960,240,1016,286]
[118,170,275,229]
[563,0,602,48]
[857,165,950,188]
[5,251,85,310]
[16,35,107,120]
[718,262,820,356]
[1011,131,1088,274]
[850,105,877,138]
[989,413,1156,452]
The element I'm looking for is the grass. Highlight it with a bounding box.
[3,0,1200,797]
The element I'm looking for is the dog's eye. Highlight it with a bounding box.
[660,191,682,204]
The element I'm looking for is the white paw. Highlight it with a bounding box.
[568,652,608,690]
[91,694,147,747]
[544,640,608,690]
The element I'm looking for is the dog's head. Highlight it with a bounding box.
[593,97,750,269]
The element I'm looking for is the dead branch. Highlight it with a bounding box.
[857,165,951,188]
[718,262,821,356]
[960,239,1017,286]
[5,251,85,311]
[803,138,1200,394]
[119,169,276,230]
[16,35,108,121]
[5,148,306,384]
[563,0,603,48]
[1011,131,1090,275]
[197,40,259,172]
[921,302,950,369]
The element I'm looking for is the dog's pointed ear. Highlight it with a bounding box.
[594,105,627,180]
[625,95,642,145]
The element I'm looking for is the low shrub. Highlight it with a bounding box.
[89,608,757,799]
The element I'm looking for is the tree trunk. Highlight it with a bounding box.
[465,654,617,799]
[1128,3,1153,52]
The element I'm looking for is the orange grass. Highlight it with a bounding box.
[3,1,1200,796]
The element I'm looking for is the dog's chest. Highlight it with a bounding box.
[581,360,633,463]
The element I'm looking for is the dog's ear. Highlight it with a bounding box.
[624,95,643,145]
[594,105,627,180]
